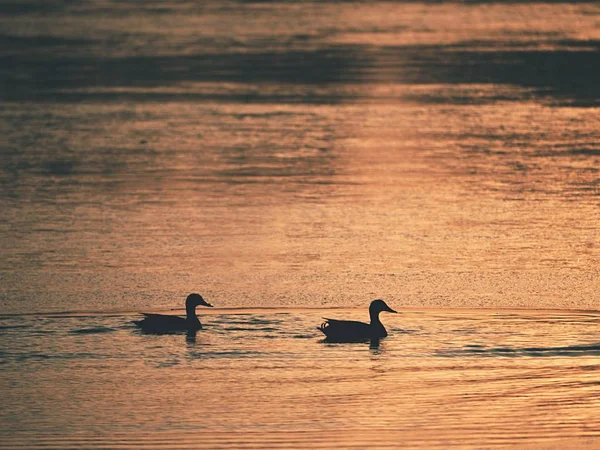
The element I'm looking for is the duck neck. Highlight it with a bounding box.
[369,309,387,337]
[186,303,198,320]
[369,310,381,326]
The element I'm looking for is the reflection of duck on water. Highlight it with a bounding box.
[133,293,213,334]
[318,299,397,343]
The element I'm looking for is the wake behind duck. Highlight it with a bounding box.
[318,299,397,343]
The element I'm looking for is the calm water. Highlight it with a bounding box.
[2,308,600,449]
[1,0,600,448]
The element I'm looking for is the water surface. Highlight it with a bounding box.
[2,308,600,449]
[1,1,600,448]
[1,0,599,312]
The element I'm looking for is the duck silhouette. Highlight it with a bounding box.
[133,293,213,334]
[318,299,397,342]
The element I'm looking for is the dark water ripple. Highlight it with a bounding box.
[1,2,599,106]
[2,42,599,106]
[440,343,600,358]
[69,326,116,334]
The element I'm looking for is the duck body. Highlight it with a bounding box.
[133,313,201,333]
[318,299,396,343]
[133,293,212,334]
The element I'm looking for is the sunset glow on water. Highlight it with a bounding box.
[1,0,600,448]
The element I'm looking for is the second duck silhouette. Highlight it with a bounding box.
[133,293,213,334]
[318,299,397,343]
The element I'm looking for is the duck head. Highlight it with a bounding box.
[369,299,397,316]
[186,293,213,308]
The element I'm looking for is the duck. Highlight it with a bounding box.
[133,293,213,333]
[318,299,397,342]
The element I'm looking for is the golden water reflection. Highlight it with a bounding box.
[1,309,600,449]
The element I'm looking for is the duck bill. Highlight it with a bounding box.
[386,307,398,314]
[203,302,214,307]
